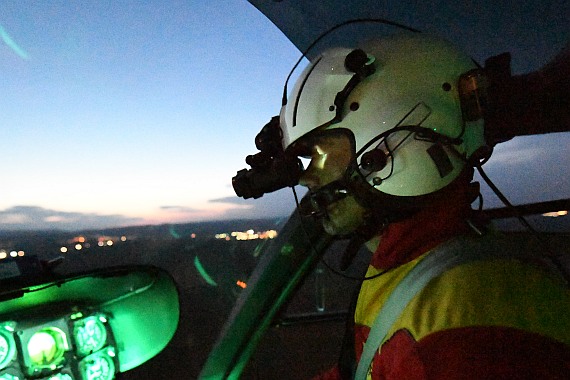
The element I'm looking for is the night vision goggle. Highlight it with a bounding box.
[232,116,304,199]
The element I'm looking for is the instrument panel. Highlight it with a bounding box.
[0,311,117,380]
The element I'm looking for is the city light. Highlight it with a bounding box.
[543,210,568,217]
[223,229,279,241]
[0,225,278,263]
[0,250,25,259]
[259,230,278,239]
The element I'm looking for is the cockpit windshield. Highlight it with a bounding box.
[0,1,568,379]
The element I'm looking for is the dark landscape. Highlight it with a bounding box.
[0,213,568,379]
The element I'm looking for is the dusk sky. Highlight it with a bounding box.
[1,1,301,230]
[0,1,568,230]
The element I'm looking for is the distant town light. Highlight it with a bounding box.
[0,251,6,260]
[260,230,278,239]
[17,251,24,257]
[78,236,85,243]
[60,247,68,253]
[227,229,279,241]
[98,241,104,247]
[106,240,113,246]
[75,244,82,251]
[543,210,568,217]
[120,236,127,242]
[9,251,17,258]
[236,280,247,289]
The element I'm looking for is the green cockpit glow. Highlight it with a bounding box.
[194,256,218,286]
[79,349,115,380]
[73,316,107,357]
[27,328,67,367]
[168,225,182,239]
[0,266,179,376]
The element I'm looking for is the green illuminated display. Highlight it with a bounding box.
[0,324,15,371]
[0,335,9,367]
[28,332,57,364]
[28,332,58,365]
[26,327,68,370]
[79,349,116,380]
[0,334,12,370]
[73,316,107,357]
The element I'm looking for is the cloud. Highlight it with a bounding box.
[210,187,307,219]
[0,206,143,231]
[487,147,542,166]
[475,134,570,207]
[485,133,570,168]
[484,143,544,167]
[159,206,200,212]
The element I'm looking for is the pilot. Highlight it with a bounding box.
[276,34,570,379]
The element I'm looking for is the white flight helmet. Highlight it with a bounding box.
[280,33,486,199]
